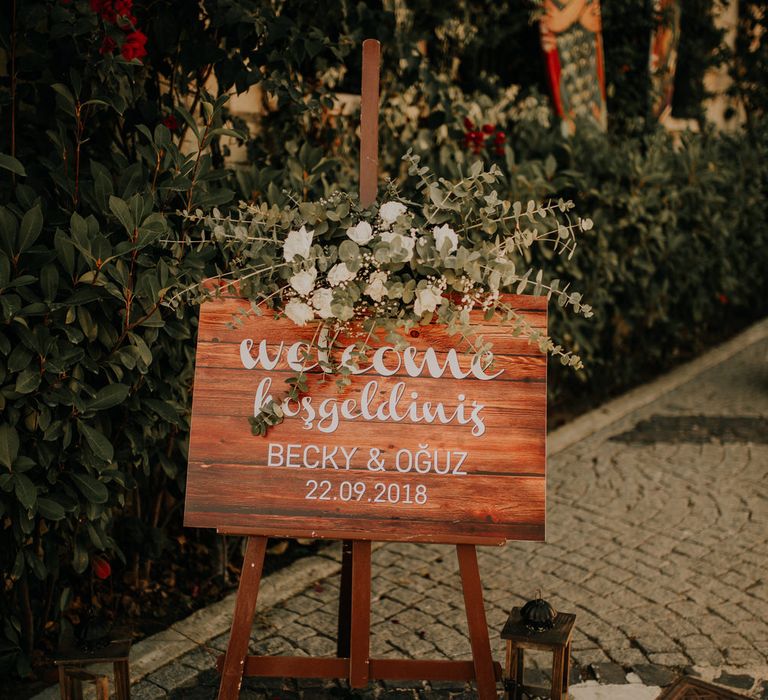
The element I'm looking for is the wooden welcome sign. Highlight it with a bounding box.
[185,294,547,544]
[184,41,548,700]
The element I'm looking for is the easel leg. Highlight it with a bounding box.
[218,536,267,700]
[337,540,354,657]
[456,544,498,700]
[348,540,372,688]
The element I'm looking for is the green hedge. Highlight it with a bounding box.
[1,0,764,685]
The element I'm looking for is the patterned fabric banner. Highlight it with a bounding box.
[540,0,607,135]
[649,0,682,121]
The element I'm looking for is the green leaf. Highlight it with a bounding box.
[144,398,180,424]
[0,154,26,177]
[40,264,59,302]
[50,83,75,105]
[87,384,130,412]
[109,196,135,235]
[14,473,37,509]
[37,497,66,521]
[78,423,114,463]
[70,472,109,504]
[72,538,89,574]
[18,205,43,253]
[0,424,19,469]
[15,368,41,394]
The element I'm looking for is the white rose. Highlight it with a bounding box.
[365,271,388,302]
[414,286,443,316]
[327,262,355,287]
[399,235,415,260]
[289,268,317,296]
[282,225,313,262]
[378,201,407,225]
[311,288,333,319]
[346,220,373,245]
[433,224,459,253]
[380,231,414,261]
[284,299,314,326]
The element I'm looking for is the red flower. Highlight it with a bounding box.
[162,114,179,131]
[92,556,111,580]
[717,293,729,305]
[99,35,117,55]
[90,0,115,22]
[90,0,134,23]
[121,30,148,61]
[463,117,475,131]
[494,131,506,143]
[482,123,495,134]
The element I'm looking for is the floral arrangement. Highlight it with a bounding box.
[174,152,593,433]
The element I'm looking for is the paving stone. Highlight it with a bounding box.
[759,680,768,700]
[713,671,755,690]
[380,679,427,690]
[168,686,215,700]
[131,681,168,700]
[590,662,627,684]
[179,647,218,672]
[196,668,222,687]
[147,661,199,690]
[427,680,467,692]
[647,652,689,667]
[630,664,677,687]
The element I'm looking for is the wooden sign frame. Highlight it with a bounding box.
[185,40,548,700]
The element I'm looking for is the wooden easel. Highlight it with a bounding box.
[215,40,501,700]
[217,535,500,699]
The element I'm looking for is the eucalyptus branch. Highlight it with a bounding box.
[172,153,594,432]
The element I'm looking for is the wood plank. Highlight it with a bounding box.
[220,655,349,678]
[187,415,546,471]
[369,658,503,681]
[194,339,547,376]
[185,469,545,533]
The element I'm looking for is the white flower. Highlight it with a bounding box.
[379,231,414,261]
[283,225,313,262]
[284,299,314,326]
[433,224,459,254]
[365,271,388,301]
[399,235,415,259]
[311,288,333,319]
[414,285,443,316]
[289,268,317,296]
[378,201,407,225]
[346,220,373,245]
[327,262,355,287]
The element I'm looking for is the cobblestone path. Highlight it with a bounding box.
[131,337,768,699]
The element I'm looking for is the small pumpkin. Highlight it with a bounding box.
[521,592,557,632]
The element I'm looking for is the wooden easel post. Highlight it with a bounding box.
[359,38,380,207]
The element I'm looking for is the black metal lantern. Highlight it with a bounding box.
[520,592,557,632]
